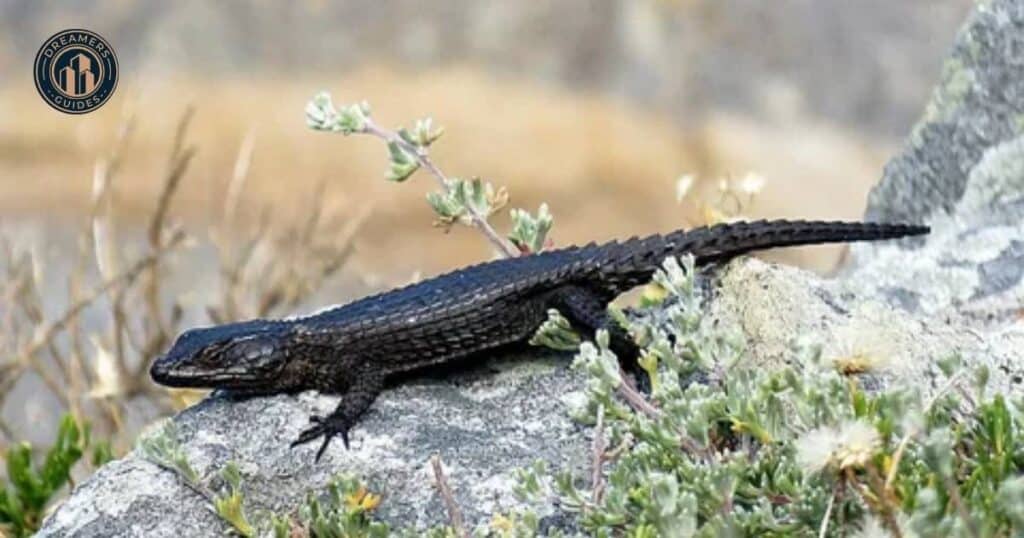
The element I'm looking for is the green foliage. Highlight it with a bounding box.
[0,415,99,537]
[213,462,255,537]
[517,254,1024,536]
[90,439,114,468]
[138,422,199,483]
[426,178,506,228]
[508,203,553,254]
[140,425,260,537]
[306,92,521,257]
[399,117,445,148]
[296,476,389,538]
[305,91,371,135]
[528,309,581,351]
[138,422,464,536]
[385,141,420,182]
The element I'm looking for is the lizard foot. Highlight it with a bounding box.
[290,414,351,462]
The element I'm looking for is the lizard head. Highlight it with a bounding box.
[150,320,293,391]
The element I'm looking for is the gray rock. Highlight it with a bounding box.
[865,0,1024,223]
[707,259,1024,399]
[854,0,1024,321]
[39,354,590,537]
[38,0,1024,535]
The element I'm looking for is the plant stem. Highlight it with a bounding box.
[591,404,606,505]
[818,486,836,538]
[430,454,469,538]
[362,120,518,258]
[617,368,660,418]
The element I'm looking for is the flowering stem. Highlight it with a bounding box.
[362,120,518,258]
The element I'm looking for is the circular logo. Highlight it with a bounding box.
[34,29,118,114]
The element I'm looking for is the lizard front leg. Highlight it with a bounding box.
[291,371,384,462]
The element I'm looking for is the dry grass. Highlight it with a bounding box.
[0,64,892,277]
[0,108,363,454]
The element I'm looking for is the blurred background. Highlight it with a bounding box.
[0,1,972,455]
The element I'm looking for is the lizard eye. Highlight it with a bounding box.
[194,346,227,367]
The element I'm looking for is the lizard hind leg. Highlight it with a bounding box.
[291,371,384,462]
[551,286,649,390]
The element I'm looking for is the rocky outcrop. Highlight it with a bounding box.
[39,353,591,536]
[38,1,1024,535]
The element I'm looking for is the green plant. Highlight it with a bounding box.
[139,423,258,537]
[305,92,553,258]
[513,254,1024,536]
[214,462,256,537]
[309,93,1024,536]
[0,415,107,537]
[293,476,389,538]
[140,422,406,537]
[138,422,199,484]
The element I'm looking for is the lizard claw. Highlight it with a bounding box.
[290,414,352,462]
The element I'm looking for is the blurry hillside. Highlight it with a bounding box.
[0,0,972,277]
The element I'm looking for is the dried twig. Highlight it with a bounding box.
[23,231,185,365]
[430,454,468,538]
[856,465,904,538]
[1,105,362,455]
[617,369,660,418]
[223,130,256,225]
[144,108,195,345]
[0,230,186,416]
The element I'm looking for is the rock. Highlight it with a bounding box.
[38,353,590,537]
[38,0,1024,535]
[855,0,1024,321]
[707,259,1024,397]
[865,0,1024,223]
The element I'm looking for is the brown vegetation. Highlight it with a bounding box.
[0,65,892,277]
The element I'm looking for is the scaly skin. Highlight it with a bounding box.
[150,219,928,460]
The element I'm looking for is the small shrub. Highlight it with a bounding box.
[0,415,106,537]
[516,255,1024,537]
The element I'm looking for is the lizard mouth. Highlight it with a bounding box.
[149,354,278,389]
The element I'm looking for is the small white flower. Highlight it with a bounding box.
[833,420,881,469]
[828,321,895,375]
[795,426,837,474]
[796,419,880,474]
[675,174,695,202]
[737,172,766,196]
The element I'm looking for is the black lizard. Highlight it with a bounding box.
[150,219,928,460]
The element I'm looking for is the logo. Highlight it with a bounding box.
[34,29,118,114]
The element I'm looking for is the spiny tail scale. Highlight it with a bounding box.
[590,219,929,292]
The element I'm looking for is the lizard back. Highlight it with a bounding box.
[291,219,927,371]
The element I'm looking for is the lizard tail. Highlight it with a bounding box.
[596,219,929,291]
